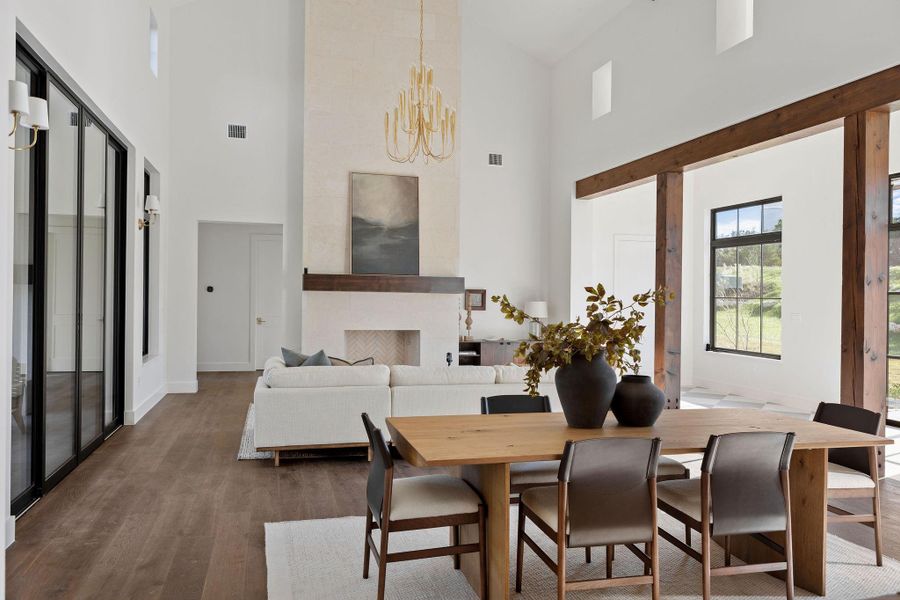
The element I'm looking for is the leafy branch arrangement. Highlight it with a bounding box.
[492,284,673,395]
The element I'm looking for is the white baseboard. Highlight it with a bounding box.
[125,383,167,425]
[167,380,199,394]
[6,515,15,548]
[197,362,253,372]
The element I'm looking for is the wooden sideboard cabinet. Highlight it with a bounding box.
[458,339,529,366]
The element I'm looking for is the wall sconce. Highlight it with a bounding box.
[138,194,160,230]
[8,80,50,151]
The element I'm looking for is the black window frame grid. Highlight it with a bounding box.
[709,196,783,360]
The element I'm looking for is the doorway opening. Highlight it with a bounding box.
[197,222,284,372]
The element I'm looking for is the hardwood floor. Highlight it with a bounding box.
[6,371,900,599]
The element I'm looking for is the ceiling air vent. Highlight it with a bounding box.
[488,153,503,166]
[227,124,247,139]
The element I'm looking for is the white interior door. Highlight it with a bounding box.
[251,234,283,369]
[614,235,655,376]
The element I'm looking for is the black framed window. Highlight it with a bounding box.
[887,175,900,427]
[142,171,150,357]
[709,197,783,359]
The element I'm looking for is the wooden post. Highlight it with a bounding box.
[655,172,683,409]
[841,109,889,472]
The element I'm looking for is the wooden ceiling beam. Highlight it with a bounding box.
[576,64,900,200]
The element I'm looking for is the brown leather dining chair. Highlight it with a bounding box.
[482,395,560,498]
[360,413,486,600]
[515,437,663,600]
[813,401,884,566]
[657,431,796,600]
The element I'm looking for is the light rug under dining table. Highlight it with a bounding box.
[264,508,900,599]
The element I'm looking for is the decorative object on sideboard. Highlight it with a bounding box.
[463,289,486,341]
[384,0,456,164]
[523,301,548,338]
[351,172,419,275]
[611,374,666,427]
[138,194,160,230]
[493,283,671,428]
[8,80,49,151]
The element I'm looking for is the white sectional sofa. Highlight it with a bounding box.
[253,358,558,463]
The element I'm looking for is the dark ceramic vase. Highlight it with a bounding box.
[554,353,617,428]
[611,375,666,427]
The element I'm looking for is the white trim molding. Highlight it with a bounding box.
[167,380,199,394]
[125,383,166,425]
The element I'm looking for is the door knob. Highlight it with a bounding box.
[256,317,266,325]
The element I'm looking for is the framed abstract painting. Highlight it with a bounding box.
[351,172,419,275]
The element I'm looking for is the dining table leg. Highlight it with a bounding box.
[457,463,511,600]
[728,448,828,595]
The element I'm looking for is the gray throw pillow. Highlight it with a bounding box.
[329,356,375,366]
[301,350,332,367]
[282,347,308,367]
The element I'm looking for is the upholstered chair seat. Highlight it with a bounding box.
[510,461,561,486]
[656,478,705,524]
[389,475,482,520]
[827,462,876,489]
[658,456,690,480]
[520,486,566,533]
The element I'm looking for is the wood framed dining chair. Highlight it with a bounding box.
[657,431,796,600]
[813,402,884,566]
[482,395,560,498]
[515,437,662,600]
[360,413,486,600]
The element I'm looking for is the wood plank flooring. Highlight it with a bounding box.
[6,371,900,599]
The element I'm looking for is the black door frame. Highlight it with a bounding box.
[13,37,128,514]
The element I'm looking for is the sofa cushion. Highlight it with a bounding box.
[390,365,496,386]
[330,356,376,366]
[301,350,332,367]
[281,347,308,367]
[265,364,390,388]
[494,364,556,384]
[263,356,287,382]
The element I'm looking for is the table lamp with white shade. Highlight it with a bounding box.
[524,301,548,338]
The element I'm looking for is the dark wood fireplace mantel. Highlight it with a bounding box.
[303,273,465,294]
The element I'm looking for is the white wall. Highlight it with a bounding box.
[2,0,173,569]
[458,6,552,340]
[553,0,900,328]
[197,222,282,371]
[167,0,304,390]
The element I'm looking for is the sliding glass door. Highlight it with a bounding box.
[12,39,126,514]
[44,80,80,481]
[11,55,40,513]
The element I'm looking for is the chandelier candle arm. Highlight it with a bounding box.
[384,0,456,164]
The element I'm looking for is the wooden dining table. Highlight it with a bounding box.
[386,408,893,600]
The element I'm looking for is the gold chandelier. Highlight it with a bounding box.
[384,0,456,163]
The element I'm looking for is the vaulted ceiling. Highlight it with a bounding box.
[461,0,634,65]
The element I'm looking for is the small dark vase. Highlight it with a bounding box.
[611,375,665,427]
[554,353,617,428]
